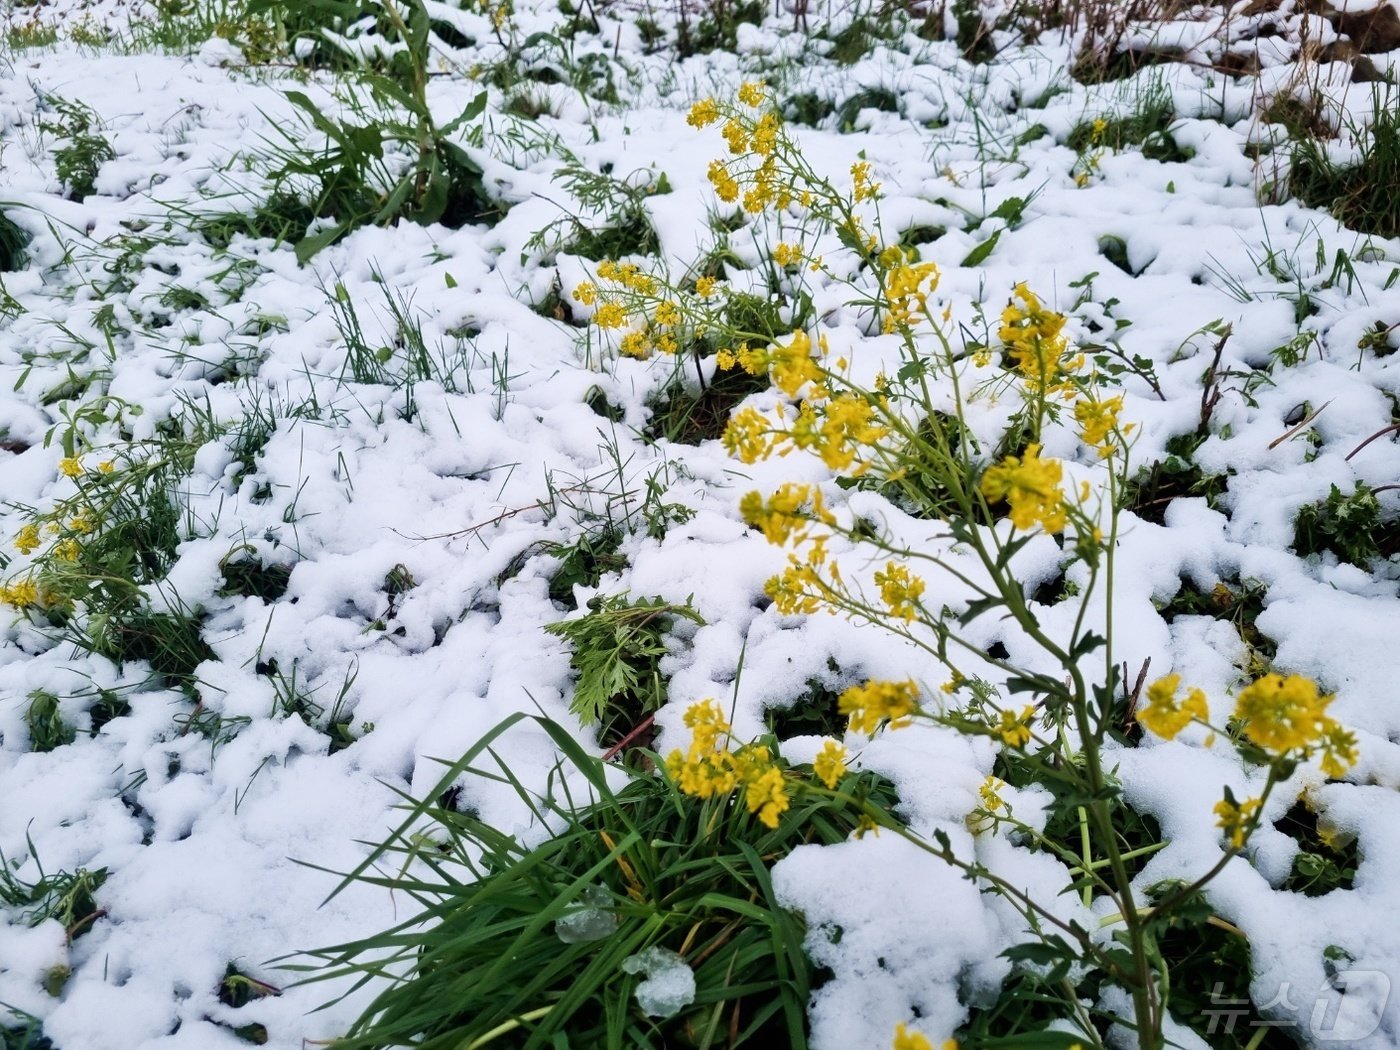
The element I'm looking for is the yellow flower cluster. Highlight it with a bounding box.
[812,739,848,789]
[881,258,941,333]
[14,522,41,554]
[1137,672,1358,779]
[1074,394,1131,457]
[765,539,836,615]
[788,393,888,473]
[0,577,39,609]
[1213,795,1261,849]
[59,457,83,478]
[995,705,1037,748]
[664,700,791,828]
[873,562,925,622]
[839,679,920,735]
[851,160,881,202]
[999,283,1078,392]
[1136,674,1208,740]
[575,260,688,358]
[693,89,790,215]
[773,241,803,268]
[979,444,1068,533]
[723,406,782,464]
[1234,673,1358,777]
[893,1024,956,1050]
[739,483,834,546]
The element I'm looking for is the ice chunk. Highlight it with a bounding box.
[621,946,696,1019]
[554,884,617,944]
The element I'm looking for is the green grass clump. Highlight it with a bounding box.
[1288,89,1400,238]
[291,716,897,1050]
[0,209,29,271]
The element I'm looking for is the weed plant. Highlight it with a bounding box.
[544,594,704,748]
[37,97,116,201]
[216,0,498,262]
[556,84,1361,1048]
[290,715,896,1049]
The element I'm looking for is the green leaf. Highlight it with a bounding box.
[961,228,1002,266]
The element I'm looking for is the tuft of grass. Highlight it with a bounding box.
[0,208,29,271]
[1288,88,1400,238]
[0,839,107,938]
[287,715,898,1050]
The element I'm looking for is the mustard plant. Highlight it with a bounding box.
[569,82,1364,1048]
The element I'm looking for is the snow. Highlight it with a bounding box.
[1,0,1399,1046]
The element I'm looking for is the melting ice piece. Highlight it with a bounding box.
[554,884,617,944]
[620,946,696,1019]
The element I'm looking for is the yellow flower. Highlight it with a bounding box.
[694,275,717,298]
[768,329,823,396]
[979,444,1068,533]
[654,300,681,327]
[593,302,627,329]
[873,562,925,622]
[1318,721,1360,779]
[750,112,780,156]
[743,761,790,828]
[14,523,42,555]
[721,119,749,154]
[1090,117,1108,143]
[1136,674,1209,741]
[573,281,598,305]
[1,577,40,608]
[839,680,920,736]
[812,739,847,788]
[882,260,941,331]
[687,97,720,128]
[765,540,834,616]
[707,159,739,203]
[1214,795,1261,849]
[59,457,83,478]
[737,80,766,107]
[978,776,1006,812]
[722,407,776,464]
[619,331,650,358]
[739,483,833,546]
[773,242,802,267]
[995,705,1037,748]
[999,284,1070,386]
[893,1024,933,1050]
[97,460,115,474]
[1234,673,1331,755]
[53,538,80,562]
[789,394,888,473]
[1074,395,1129,456]
[851,160,881,202]
[68,513,94,535]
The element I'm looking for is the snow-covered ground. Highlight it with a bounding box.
[2,0,1400,1047]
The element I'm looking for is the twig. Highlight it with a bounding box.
[1346,422,1400,462]
[601,714,655,762]
[1268,399,1331,450]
